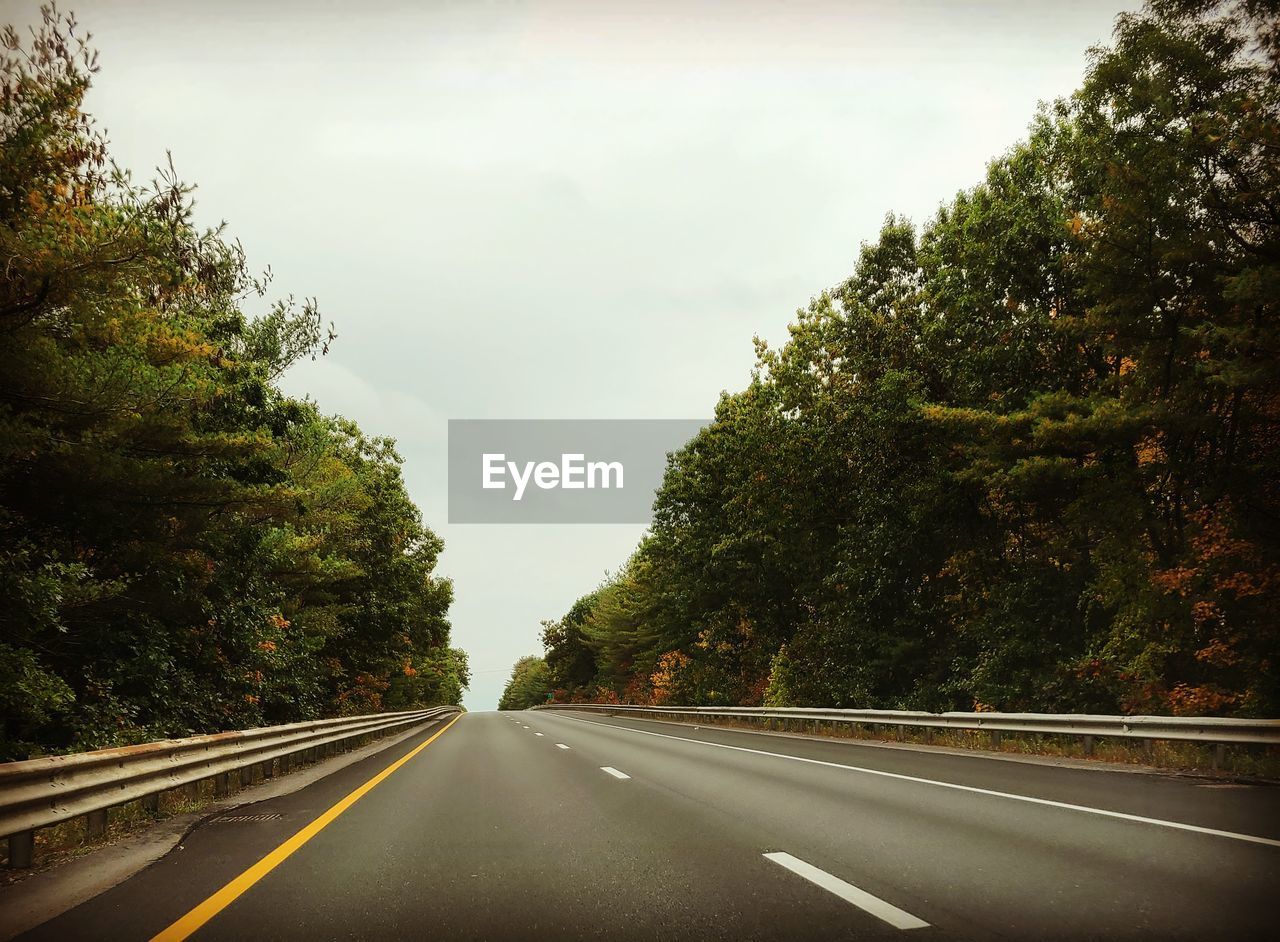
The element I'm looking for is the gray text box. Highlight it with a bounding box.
[448,419,708,523]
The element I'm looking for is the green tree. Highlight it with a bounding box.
[543,0,1278,719]
[498,656,552,711]
[0,7,464,758]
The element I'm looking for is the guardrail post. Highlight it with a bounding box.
[1083,735,1095,757]
[990,730,1002,749]
[86,808,108,838]
[261,759,274,780]
[7,831,34,869]
[142,793,160,814]
[214,772,231,798]
[1213,743,1226,772]
[280,754,291,775]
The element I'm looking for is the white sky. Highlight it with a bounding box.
[1,0,1136,709]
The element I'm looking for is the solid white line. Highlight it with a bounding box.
[554,716,1280,849]
[534,732,544,736]
[600,766,630,780]
[764,852,928,930]
[556,743,570,750]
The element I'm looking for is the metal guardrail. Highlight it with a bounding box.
[535,703,1280,747]
[0,705,459,868]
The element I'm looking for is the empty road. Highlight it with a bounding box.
[17,710,1280,940]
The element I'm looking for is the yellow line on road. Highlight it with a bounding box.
[150,713,463,941]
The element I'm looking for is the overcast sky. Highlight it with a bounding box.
[1,0,1135,709]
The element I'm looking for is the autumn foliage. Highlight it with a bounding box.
[540,0,1279,718]
[0,9,467,759]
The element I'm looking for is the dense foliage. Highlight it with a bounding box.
[497,656,552,711]
[542,0,1279,717]
[0,9,466,759]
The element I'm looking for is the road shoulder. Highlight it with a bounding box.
[0,717,450,942]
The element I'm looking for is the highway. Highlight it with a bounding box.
[17,710,1280,941]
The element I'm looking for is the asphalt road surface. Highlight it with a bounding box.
[16,710,1280,941]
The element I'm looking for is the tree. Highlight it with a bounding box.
[0,7,464,758]
[542,0,1278,718]
[498,656,552,711]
